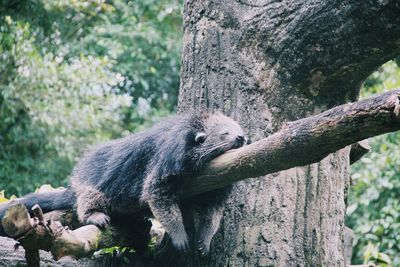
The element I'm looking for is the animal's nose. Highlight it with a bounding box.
[236,135,245,143]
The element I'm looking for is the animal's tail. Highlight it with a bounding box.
[0,187,75,237]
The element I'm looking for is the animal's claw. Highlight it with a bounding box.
[197,240,210,257]
[85,212,111,228]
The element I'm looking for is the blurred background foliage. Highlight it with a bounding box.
[0,0,182,195]
[347,59,400,266]
[0,0,399,265]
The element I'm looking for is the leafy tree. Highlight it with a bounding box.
[0,16,131,195]
[347,60,400,266]
[0,0,182,196]
[77,0,183,111]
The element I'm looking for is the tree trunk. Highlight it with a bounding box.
[177,0,400,266]
[1,1,400,266]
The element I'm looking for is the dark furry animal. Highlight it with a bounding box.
[0,112,247,255]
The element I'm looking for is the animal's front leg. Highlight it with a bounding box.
[144,178,189,252]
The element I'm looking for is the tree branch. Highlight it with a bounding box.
[350,140,371,164]
[239,0,400,105]
[1,204,147,265]
[2,89,400,262]
[2,204,101,261]
[185,89,400,196]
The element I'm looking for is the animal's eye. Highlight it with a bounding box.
[195,132,207,144]
[221,132,229,136]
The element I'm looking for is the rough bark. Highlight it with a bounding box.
[178,0,400,266]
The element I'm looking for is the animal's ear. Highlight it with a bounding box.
[195,132,207,144]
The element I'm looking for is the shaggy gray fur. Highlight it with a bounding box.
[0,112,247,255]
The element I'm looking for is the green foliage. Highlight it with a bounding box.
[363,242,392,267]
[77,0,182,110]
[94,246,136,265]
[0,16,131,195]
[0,0,182,196]
[95,246,134,256]
[347,60,400,266]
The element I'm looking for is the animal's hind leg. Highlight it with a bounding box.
[194,186,232,256]
[75,184,110,227]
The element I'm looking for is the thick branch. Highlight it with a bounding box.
[185,89,400,196]
[242,0,400,104]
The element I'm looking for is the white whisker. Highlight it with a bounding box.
[196,141,232,166]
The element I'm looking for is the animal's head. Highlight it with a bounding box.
[192,112,248,165]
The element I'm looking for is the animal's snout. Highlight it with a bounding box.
[236,135,246,147]
[236,135,244,142]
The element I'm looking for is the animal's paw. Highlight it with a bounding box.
[170,231,189,252]
[85,212,110,228]
[197,239,210,257]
